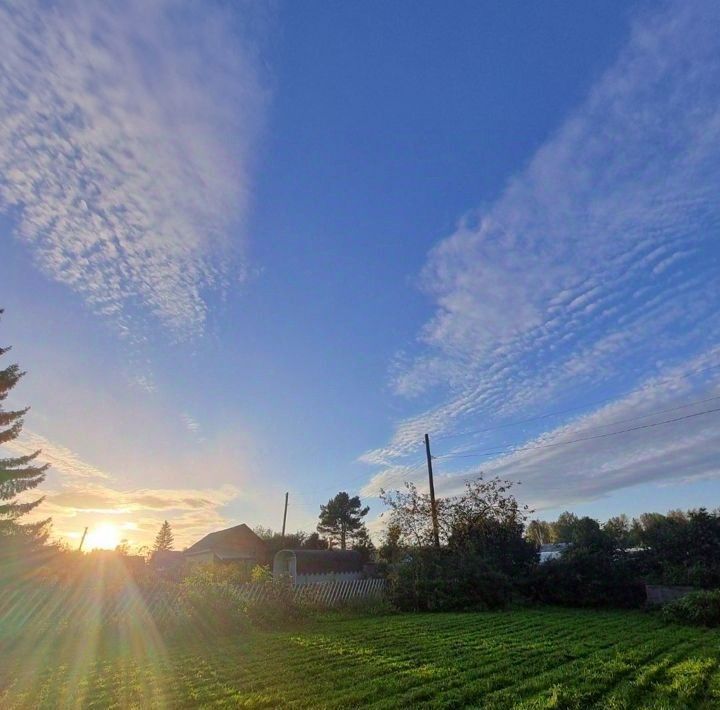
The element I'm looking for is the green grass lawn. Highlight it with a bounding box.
[1,607,719,709]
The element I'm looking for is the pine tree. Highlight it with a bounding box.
[317,492,369,550]
[153,520,174,552]
[0,310,50,544]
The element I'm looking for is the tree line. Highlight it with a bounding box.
[4,306,719,612]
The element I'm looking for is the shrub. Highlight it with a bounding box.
[662,590,720,627]
[251,564,272,582]
[389,547,511,612]
[181,574,249,634]
[526,550,645,608]
[244,579,303,629]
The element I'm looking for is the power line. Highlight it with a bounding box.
[435,405,720,462]
[439,393,720,455]
[431,361,720,443]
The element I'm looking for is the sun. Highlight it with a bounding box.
[85,523,122,550]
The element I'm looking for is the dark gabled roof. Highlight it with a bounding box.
[276,549,363,574]
[185,523,266,555]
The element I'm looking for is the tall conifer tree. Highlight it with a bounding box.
[0,309,50,543]
[153,520,174,552]
[317,492,369,550]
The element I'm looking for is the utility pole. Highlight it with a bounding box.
[424,434,440,548]
[78,526,88,552]
[281,491,289,545]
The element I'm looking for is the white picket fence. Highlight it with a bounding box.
[234,577,386,606]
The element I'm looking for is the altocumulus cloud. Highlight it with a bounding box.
[363,353,720,510]
[0,0,268,337]
[363,0,720,506]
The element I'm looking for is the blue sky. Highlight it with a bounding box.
[1,0,719,548]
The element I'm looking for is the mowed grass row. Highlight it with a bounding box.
[1,608,719,709]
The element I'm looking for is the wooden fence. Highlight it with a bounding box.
[231,577,386,605]
[0,577,387,633]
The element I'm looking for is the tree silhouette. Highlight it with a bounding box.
[153,520,174,551]
[317,491,369,550]
[0,309,49,544]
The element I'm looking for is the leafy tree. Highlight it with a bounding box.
[302,532,329,550]
[634,508,720,587]
[378,522,404,564]
[252,527,329,557]
[153,520,174,552]
[529,517,644,608]
[553,511,579,542]
[603,514,632,550]
[526,519,555,546]
[379,481,452,546]
[448,478,536,579]
[350,525,375,561]
[569,517,614,552]
[450,477,532,534]
[666,509,689,524]
[317,491,369,550]
[0,310,50,545]
[381,475,531,549]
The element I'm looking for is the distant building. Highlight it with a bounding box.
[273,549,364,585]
[539,542,570,563]
[184,523,268,570]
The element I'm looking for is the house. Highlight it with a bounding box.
[184,523,268,570]
[273,549,364,586]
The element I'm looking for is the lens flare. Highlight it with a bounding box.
[85,523,122,550]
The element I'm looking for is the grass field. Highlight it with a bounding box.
[1,608,719,709]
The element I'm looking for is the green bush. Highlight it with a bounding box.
[389,547,511,612]
[662,590,720,627]
[244,578,303,629]
[181,575,249,634]
[526,550,646,608]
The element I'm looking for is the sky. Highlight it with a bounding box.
[1,0,719,550]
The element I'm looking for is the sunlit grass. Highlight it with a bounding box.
[1,553,171,708]
[1,608,719,708]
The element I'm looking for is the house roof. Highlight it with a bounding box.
[184,523,266,556]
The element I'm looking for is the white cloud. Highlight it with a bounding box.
[363,356,720,511]
[363,0,720,507]
[0,0,268,338]
[4,429,111,479]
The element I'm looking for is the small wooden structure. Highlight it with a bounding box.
[273,549,364,586]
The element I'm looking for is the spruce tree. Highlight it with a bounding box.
[0,310,50,544]
[153,520,174,552]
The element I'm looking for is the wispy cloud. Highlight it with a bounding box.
[363,0,720,505]
[363,355,720,510]
[0,0,268,338]
[5,430,112,479]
